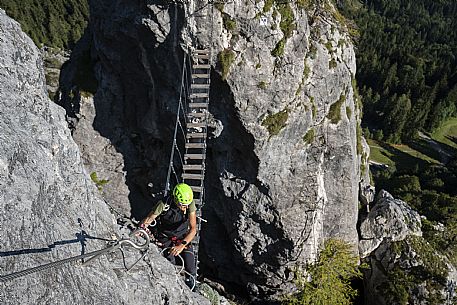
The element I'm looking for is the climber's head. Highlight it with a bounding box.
[173,183,193,208]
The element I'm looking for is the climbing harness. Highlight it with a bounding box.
[0,229,150,283]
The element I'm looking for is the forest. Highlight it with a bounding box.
[339,0,457,273]
[340,0,457,143]
[0,0,89,49]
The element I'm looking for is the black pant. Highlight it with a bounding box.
[159,238,196,277]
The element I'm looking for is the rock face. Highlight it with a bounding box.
[0,10,209,305]
[359,190,422,257]
[58,0,365,301]
[360,190,457,305]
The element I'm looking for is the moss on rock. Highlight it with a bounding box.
[262,109,289,137]
[327,93,346,124]
[218,49,235,80]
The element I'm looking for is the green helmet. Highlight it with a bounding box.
[173,183,193,205]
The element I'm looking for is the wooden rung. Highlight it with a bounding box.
[190,185,203,192]
[185,154,206,160]
[193,64,211,69]
[190,93,209,98]
[186,133,206,138]
[191,84,211,89]
[192,74,210,79]
[183,164,204,170]
[182,173,204,180]
[195,53,209,59]
[185,143,205,149]
[187,123,206,128]
[187,112,207,118]
[194,49,209,54]
[189,103,208,108]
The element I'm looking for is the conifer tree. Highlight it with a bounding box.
[284,239,362,305]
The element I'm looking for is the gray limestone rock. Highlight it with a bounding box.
[57,0,367,301]
[359,190,422,258]
[0,9,209,305]
[360,190,457,305]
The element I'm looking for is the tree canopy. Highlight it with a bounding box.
[0,0,89,49]
[284,239,362,305]
[339,0,457,142]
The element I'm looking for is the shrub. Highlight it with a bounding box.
[90,172,109,191]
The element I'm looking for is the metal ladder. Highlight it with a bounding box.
[182,49,210,273]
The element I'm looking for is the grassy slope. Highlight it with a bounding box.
[368,139,440,171]
[431,117,457,150]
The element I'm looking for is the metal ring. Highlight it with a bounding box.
[121,229,150,250]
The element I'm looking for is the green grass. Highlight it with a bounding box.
[367,139,440,170]
[431,117,457,150]
[368,139,395,166]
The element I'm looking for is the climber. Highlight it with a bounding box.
[139,183,197,289]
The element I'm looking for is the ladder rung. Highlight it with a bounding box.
[185,154,206,160]
[186,133,206,138]
[192,74,210,79]
[190,185,203,192]
[189,103,208,108]
[191,84,211,89]
[187,112,207,118]
[183,164,204,170]
[195,54,209,59]
[194,49,209,54]
[190,93,209,98]
[187,123,207,128]
[193,64,211,69]
[182,173,204,180]
[185,143,206,149]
